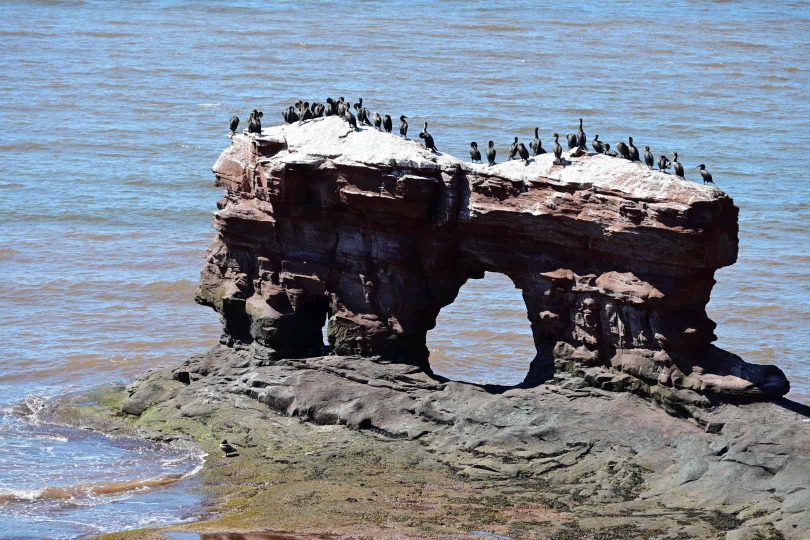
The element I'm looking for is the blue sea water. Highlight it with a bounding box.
[1,0,809,537]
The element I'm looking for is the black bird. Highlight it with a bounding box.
[338,100,350,117]
[567,133,579,149]
[353,97,363,114]
[486,140,496,165]
[312,102,325,117]
[360,108,372,126]
[604,143,619,157]
[698,164,714,185]
[343,109,357,131]
[535,138,546,154]
[592,135,604,154]
[299,101,313,124]
[658,155,671,172]
[644,146,654,169]
[516,142,530,164]
[419,121,437,151]
[577,118,587,149]
[469,142,482,163]
[628,137,640,162]
[228,116,239,135]
[616,140,630,160]
[530,128,541,155]
[373,112,382,130]
[220,440,236,456]
[673,153,684,178]
[247,109,263,134]
[553,133,563,164]
[399,115,408,138]
[325,98,337,116]
[282,106,298,124]
[382,114,392,133]
[508,137,519,161]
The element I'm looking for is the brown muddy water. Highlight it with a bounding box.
[1,0,809,537]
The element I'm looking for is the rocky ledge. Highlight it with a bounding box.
[111,118,810,539]
[200,116,786,401]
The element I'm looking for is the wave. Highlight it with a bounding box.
[0,474,186,503]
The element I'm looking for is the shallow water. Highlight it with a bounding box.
[1,0,809,536]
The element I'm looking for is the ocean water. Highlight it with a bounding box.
[1,0,809,536]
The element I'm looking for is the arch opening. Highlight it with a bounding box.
[426,272,536,386]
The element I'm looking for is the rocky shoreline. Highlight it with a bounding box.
[43,343,808,540]
[44,118,810,539]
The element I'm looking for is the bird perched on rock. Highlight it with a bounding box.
[616,140,630,160]
[343,108,357,131]
[530,128,541,155]
[516,142,530,164]
[247,109,263,135]
[282,106,298,124]
[592,135,604,154]
[311,103,325,117]
[658,155,671,172]
[486,140,496,165]
[373,112,382,130]
[644,146,654,169]
[698,164,714,185]
[338,99,350,117]
[628,137,640,162]
[508,137,519,161]
[399,115,408,139]
[469,142,482,163]
[567,133,579,149]
[577,118,587,149]
[673,152,684,178]
[553,133,564,165]
[228,116,239,136]
[220,440,236,456]
[419,121,437,152]
[604,143,619,157]
[325,98,337,116]
[383,114,392,133]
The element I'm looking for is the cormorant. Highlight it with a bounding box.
[604,143,619,157]
[228,116,239,135]
[486,141,496,165]
[338,100,349,117]
[299,101,313,124]
[535,139,546,154]
[360,107,372,126]
[616,141,630,160]
[373,112,382,130]
[419,121,437,151]
[383,114,392,133]
[399,115,408,138]
[698,164,714,185]
[628,137,640,162]
[592,135,604,154]
[508,137,519,161]
[220,440,236,457]
[312,103,324,117]
[470,142,482,163]
[644,146,654,169]
[553,133,563,164]
[247,110,263,134]
[516,142,530,164]
[530,128,541,155]
[567,133,579,149]
[343,108,357,131]
[577,118,587,149]
[325,98,336,116]
[658,155,671,172]
[673,153,684,178]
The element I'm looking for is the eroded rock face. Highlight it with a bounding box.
[198,116,788,401]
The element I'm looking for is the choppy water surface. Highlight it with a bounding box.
[1,0,809,536]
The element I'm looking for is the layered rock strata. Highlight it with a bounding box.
[198,116,787,400]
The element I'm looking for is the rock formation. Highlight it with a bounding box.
[198,116,788,401]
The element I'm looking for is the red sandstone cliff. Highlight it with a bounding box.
[197,116,787,401]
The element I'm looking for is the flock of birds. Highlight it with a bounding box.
[228,99,716,186]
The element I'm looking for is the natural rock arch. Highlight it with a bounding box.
[197,117,789,401]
